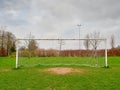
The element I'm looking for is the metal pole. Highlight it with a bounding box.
[105,39,108,67]
[17,38,106,41]
[77,24,82,56]
[15,40,18,68]
[58,39,65,56]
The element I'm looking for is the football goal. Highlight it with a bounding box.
[15,38,108,68]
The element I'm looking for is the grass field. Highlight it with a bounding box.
[0,56,120,90]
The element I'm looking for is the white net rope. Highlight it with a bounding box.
[16,39,106,68]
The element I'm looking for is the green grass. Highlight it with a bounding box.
[0,56,120,90]
[18,56,105,67]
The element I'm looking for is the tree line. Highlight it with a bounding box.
[0,27,16,56]
[0,27,119,57]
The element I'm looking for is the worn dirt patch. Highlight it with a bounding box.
[0,68,11,73]
[42,67,86,75]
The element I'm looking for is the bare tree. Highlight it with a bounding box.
[110,34,115,49]
[89,31,101,50]
[88,31,102,58]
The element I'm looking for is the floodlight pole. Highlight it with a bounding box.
[58,39,65,56]
[16,40,19,68]
[77,24,82,56]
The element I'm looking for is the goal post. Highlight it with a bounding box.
[15,38,108,68]
[16,39,19,69]
[105,39,108,67]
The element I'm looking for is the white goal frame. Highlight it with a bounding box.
[15,38,108,68]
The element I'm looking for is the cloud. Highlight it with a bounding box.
[0,0,120,47]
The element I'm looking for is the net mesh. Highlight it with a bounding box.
[17,39,106,67]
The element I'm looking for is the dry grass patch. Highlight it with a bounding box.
[42,67,86,75]
[0,68,12,73]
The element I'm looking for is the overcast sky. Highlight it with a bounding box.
[0,0,120,47]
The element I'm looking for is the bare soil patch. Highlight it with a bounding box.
[42,67,86,75]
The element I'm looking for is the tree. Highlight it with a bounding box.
[88,31,102,58]
[28,39,38,51]
[110,34,115,49]
[0,26,16,56]
[89,31,101,50]
[0,30,6,56]
[27,33,38,51]
[6,31,16,55]
[24,33,38,51]
[25,33,38,57]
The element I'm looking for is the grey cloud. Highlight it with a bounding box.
[0,0,30,10]
[0,0,120,46]
[69,0,120,21]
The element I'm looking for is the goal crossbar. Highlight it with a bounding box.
[17,38,106,41]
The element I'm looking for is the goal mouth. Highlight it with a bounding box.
[15,38,108,68]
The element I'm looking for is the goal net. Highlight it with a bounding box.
[15,38,108,68]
